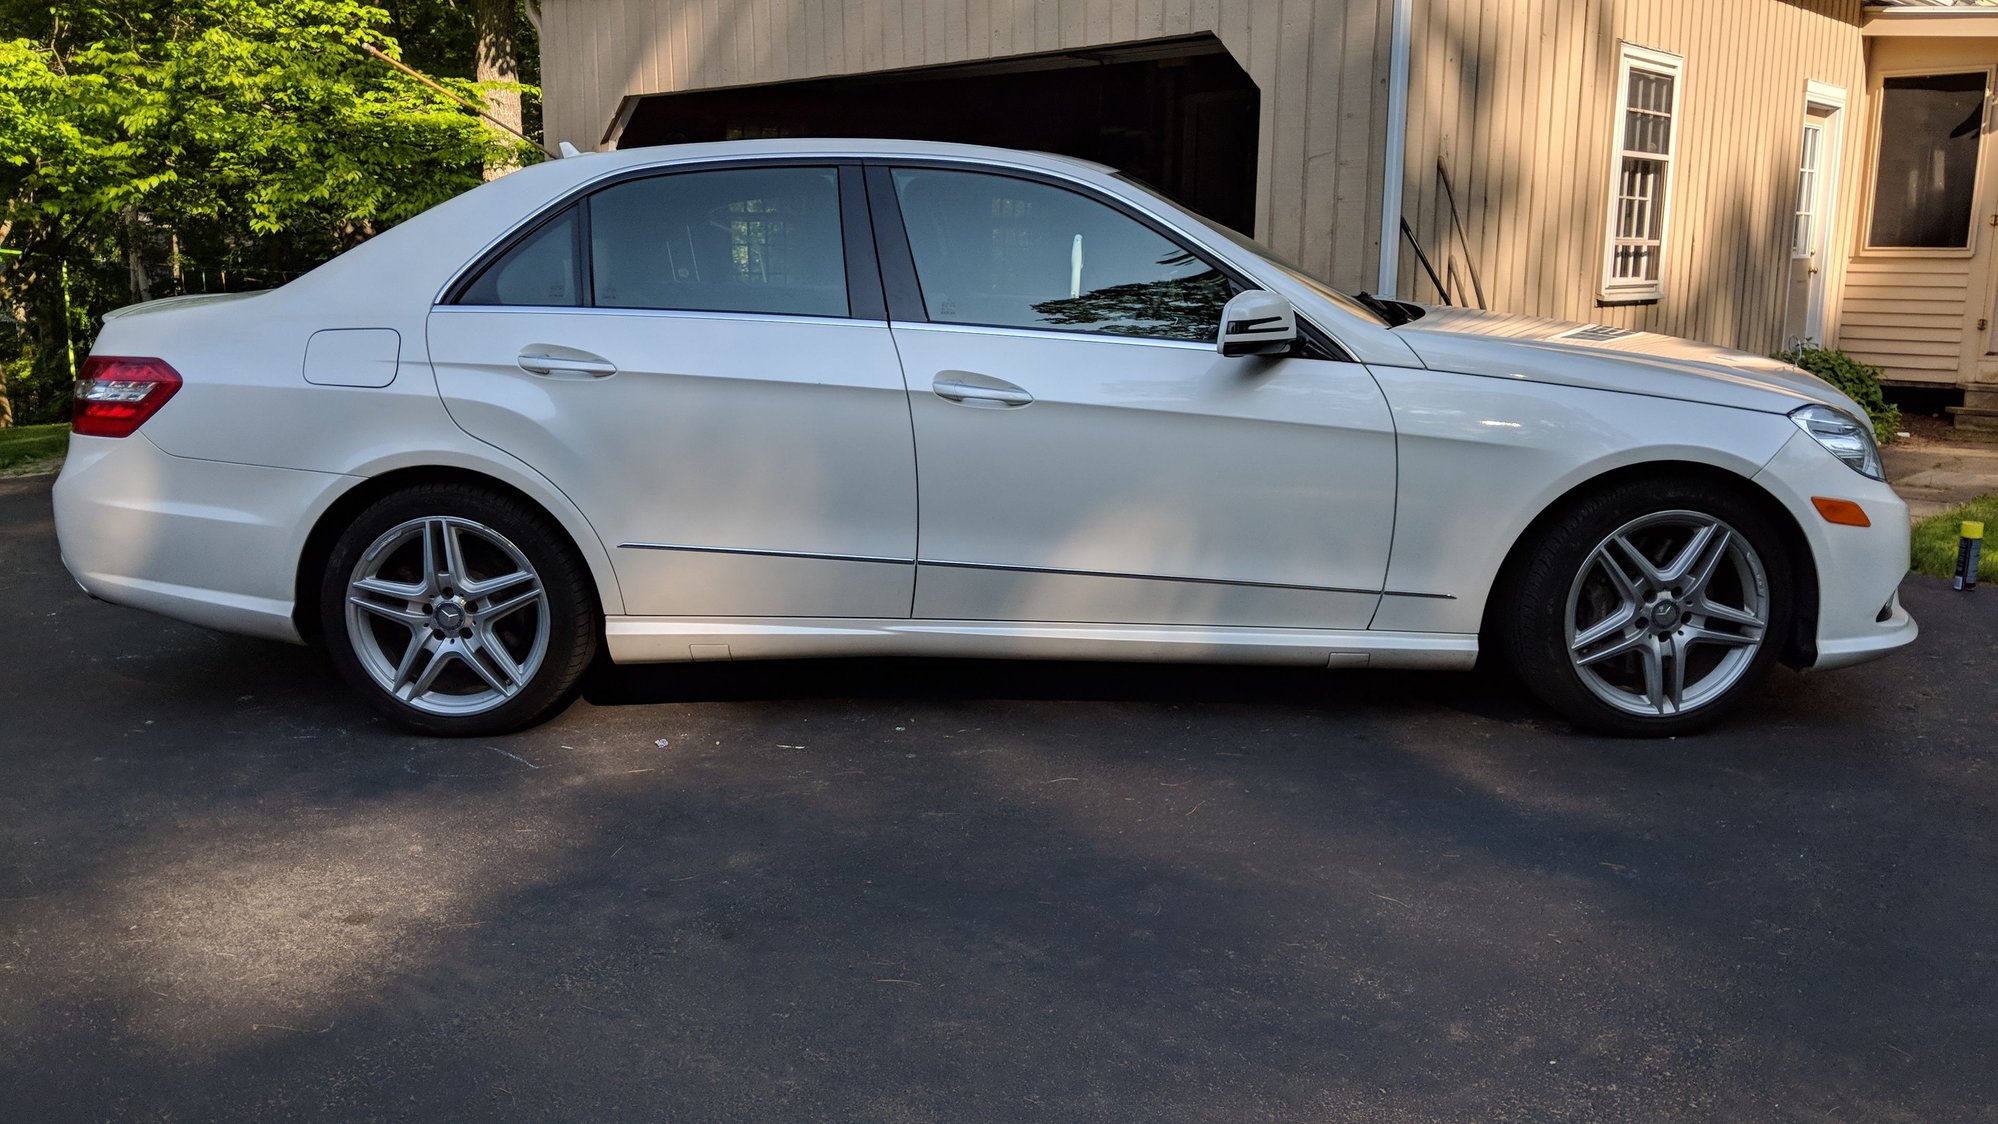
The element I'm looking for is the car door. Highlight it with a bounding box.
[871,163,1397,629]
[427,163,917,619]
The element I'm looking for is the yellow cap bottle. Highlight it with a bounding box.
[1955,520,1984,591]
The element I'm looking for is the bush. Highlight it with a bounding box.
[1773,343,1902,445]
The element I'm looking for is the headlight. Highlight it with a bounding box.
[1789,404,1882,480]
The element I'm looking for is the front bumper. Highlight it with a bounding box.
[52,433,353,643]
[1752,431,1918,670]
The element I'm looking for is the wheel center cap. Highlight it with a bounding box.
[1651,600,1683,631]
[432,601,466,630]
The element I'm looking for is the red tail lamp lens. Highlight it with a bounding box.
[72,356,183,438]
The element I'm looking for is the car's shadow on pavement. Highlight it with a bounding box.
[576,649,1876,754]
[584,651,1531,714]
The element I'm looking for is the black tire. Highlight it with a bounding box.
[319,483,598,736]
[1496,476,1795,737]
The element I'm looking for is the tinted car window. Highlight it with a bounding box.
[891,168,1231,342]
[458,205,581,307]
[588,167,848,317]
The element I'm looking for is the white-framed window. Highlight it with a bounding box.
[1794,117,1824,259]
[1601,43,1684,301]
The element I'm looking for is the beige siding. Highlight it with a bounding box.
[538,0,1898,361]
[539,0,1399,291]
[1839,261,1974,382]
[1848,34,1998,388]
[1397,0,1867,356]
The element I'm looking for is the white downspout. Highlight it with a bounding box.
[1377,0,1414,296]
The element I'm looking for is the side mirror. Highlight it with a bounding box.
[1216,290,1299,357]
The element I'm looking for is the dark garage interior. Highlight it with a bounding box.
[614,35,1260,236]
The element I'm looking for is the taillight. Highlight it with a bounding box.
[72,356,183,438]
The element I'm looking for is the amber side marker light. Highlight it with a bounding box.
[1811,497,1872,527]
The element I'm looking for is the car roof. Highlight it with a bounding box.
[552,137,1121,179]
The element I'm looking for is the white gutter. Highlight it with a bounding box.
[1377,0,1414,296]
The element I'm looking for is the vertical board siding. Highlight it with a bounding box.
[539,0,1399,291]
[1398,0,1867,355]
[540,0,1881,359]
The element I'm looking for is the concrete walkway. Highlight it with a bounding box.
[1884,437,1998,521]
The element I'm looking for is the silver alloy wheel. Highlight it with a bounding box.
[344,516,550,716]
[1564,510,1770,718]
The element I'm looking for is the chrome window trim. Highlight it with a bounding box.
[886,320,1215,351]
[433,149,1366,359]
[437,157,872,315]
[428,305,878,330]
[435,152,1071,306]
[867,157,1355,360]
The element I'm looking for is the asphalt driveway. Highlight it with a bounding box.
[1,473,1993,1122]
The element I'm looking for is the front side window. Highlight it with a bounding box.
[891,168,1232,342]
[589,167,848,316]
[1602,44,1683,300]
[1867,72,1987,250]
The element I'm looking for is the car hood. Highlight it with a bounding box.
[1391,305,1859,417]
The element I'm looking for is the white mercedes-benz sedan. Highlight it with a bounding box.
[53,139,1915,736]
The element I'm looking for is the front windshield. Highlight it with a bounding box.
[1114,174,1391,326]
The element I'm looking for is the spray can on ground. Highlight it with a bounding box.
[1955,520,1984,591]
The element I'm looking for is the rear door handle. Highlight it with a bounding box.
[517,349,617,378]
[933,375,1033,407]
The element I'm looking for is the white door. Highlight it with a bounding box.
[878,165,1398,629]
[1786,93,1844,346]
[427,165,918,619]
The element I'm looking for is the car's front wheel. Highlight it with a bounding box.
[1499,478,1795,736]
[320,484,598,736]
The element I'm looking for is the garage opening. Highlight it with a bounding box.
[613,35,1259,235]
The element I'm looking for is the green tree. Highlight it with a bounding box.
[0,0,540,424]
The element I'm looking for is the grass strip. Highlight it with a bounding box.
[1910,494,1997,582]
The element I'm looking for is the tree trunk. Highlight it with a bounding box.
[123,208,151,302]
[472,0,522,179]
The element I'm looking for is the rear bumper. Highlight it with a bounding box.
[1752,431,1919,671]
[52,433,353,643]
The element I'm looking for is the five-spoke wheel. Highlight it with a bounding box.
[1566,511,1770,718]
[345,515,551,716]
[321,485,597,735]
[1500,479,1793,735]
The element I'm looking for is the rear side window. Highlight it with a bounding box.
[588,167,848,317]
[457,205,582,307]
[890,167,1231,342]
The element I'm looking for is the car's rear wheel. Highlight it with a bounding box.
[320,485,597,736]
[1500,478,1794,736]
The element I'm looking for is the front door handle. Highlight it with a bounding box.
[933,375,1033,407]
[517,349,617,378]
